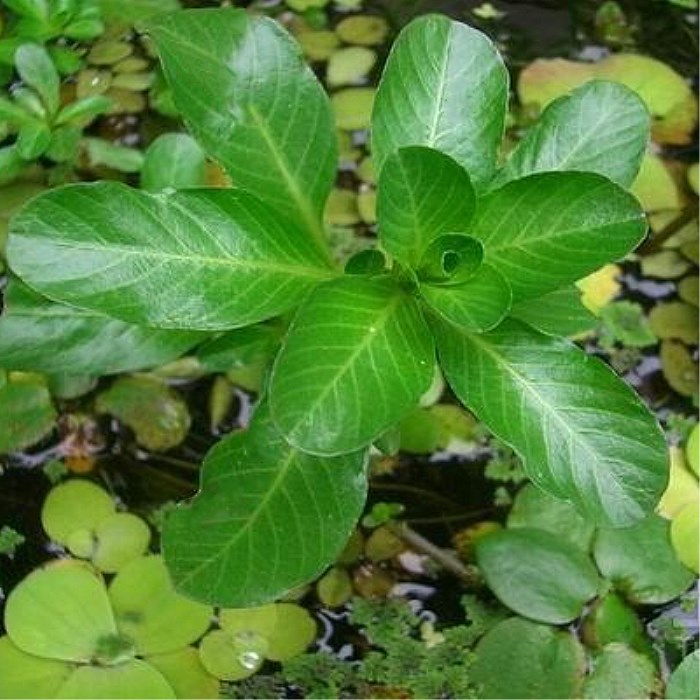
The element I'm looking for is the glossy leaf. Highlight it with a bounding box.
[470,172,647,301]
[162,405,368,606]
[419,263,511,332]
[492,81,649,189]
[509,286,597,337]
[5,562,117,663]
[56,661,174,699]
[476,528,600,624]
[7,183,333,330]
[434,319,668,526]
[472,617,586,699]
[195,325,279,373]
[270,276,434,455]
[593,515,694,604]
[372,14,508,189]
[140,133,206,192]
[377,146,476,267]
[416,234,483,285]
[108,555,213,656]
[151,8,336,248]
[0,281,203,375]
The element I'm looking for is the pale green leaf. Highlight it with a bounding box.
[493,81,649,189]
[141,133,206,192]
[15,43,59,116]
[150,8,336,249]
[666,651,700,700]
[56,661,174,699]
[0,373,56,453]
[510,286,596,336]
[434,318,668,526]
[582,644,657,699]
[376,146,476,267]
[372,14,508,189]
[270,276,435,455]
[470,172,647,301]
[0,281,203,375]
[162,405,368,606]
[476,528,600,624]
[7,183,333,330]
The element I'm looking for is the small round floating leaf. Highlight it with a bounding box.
[198,629,266,681]
[687,425,699,476]
[332,87,375,130]
[475,527,600,624]
[657,447,697,519]
[666,651,700,699]
[649,302,699,344]
[660,340,698,397]
[316,567,353,608]
[582,643,658,700]
[671,501,699,573]
[471,617,586,699]
[324,188,360,226]
[96,376,191,452]
[0,636,73,699]
[507,483,595,552]
[335,15,389,45]
[66,528,96,559]
[109,555,213,656]
[147,647,220,699]
[220,604,317,662]
[593,514,695,605]
[92,513,152,573]
[5,561,117,663]
[41,480,115,545]
[56,660,174,699]
[327,47,376,87]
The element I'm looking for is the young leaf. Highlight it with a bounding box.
[140,133,206,192]
[0,280,203,375]
[7,182,334,330]
[416,234,483,285]
[433,318,668,526]
[270,276,435,455]
[55,95,112,126]
[15,43,59,116]
[510,286,596,337]
[150,8,337,250]
[377,146,476,267]
[162,405,368,606]
[419,264,511,332]
[372,15,508,189]
[476,528,600,624]
[471,172,647,301]
[492,81,649,189]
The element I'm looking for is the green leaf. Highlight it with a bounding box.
[108,555,212,656]
[582,644,657,700]
[666,651,700,700]
[0,281,203,375]
[470,172,647,301]
[7,182,333,330]
[416,234,483,285]
[471,617,586,699]
[3,0,48,20]
[55,95,111,126]
[0,636,72,700]
[147,648,220,700]
[141,133,206,192]
[15,43,59,116]
[433,319,668,526]
[82,138,144,173]
[376,146,476,267]
[56,661,174,699]
[507,483,595,551]
[593,515,694,605]
[492,81,649,189]
[162,404,368,606]
[419,263,511,332]
[510,286,596,337]
[270,276,434,455]
[16,120,51,159]
[372,14,508,189]
[5,561,118,663]
[150,8,336,250]
[476,528,600,624]
[98,0,180,26]
[0,373,56,453]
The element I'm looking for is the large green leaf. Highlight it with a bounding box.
[7,183,333,330]
[419,263,511,332]
[162,405,368,606]
[492,81,649,189]
[434,318,668,526]
[582,644,657,700]
[509,286,596,337]
[470,172,647,300]
[476,528,600,624]
[372,14,508,189]
[150,8,336,249]
[270,275,434,455]
[666,651,700,700]
[376,146,476,267]
[0,281,203,375]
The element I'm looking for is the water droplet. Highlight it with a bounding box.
[238,650,261,670]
